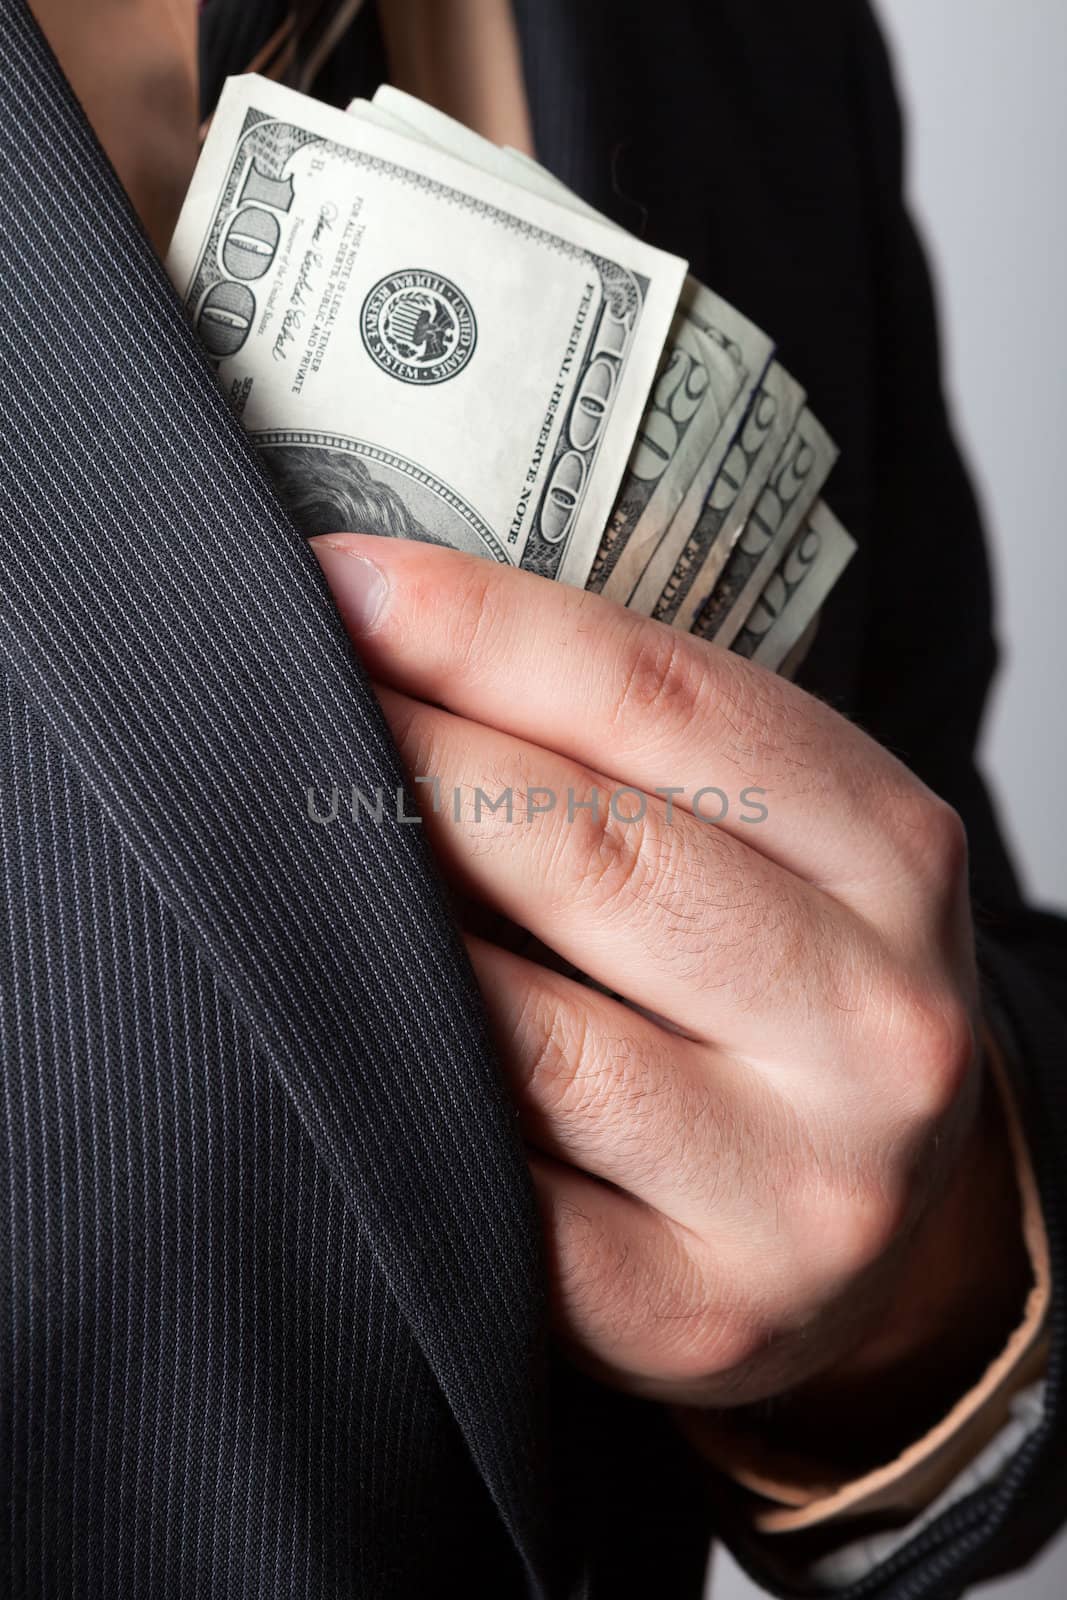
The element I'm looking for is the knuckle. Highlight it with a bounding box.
[622,1257,757,1388]
[887,789,970,890]
[559,791,661,919]
[658,1306,771,1387]
[555,1213,781,1395]
[911,995,977,1118]
[551,1063,728,1244]
[631,1230,771,1388]
[916,796,969,883]
[888,978,977,1121]
[520,993,595,1119]
[609,622,703,739]
[802,1188,907,1291]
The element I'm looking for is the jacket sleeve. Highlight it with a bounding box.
[712,7,1067,1598]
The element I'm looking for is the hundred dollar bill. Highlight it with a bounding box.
[636,360,804,625]
[690,408,837,650]
[363,90,771,609]
[731,500,855,669]
[167,74,686,587]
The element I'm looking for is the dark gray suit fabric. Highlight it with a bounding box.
[5,4,1067,1600]
[0,0,553,1595]
[0,676,488,1599]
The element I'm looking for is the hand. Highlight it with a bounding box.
[314,534,1027,1453]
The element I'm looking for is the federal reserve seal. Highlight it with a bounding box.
[360,269,477,385]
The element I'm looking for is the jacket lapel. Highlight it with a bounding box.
[0,3,555,1588]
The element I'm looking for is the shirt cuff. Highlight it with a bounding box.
[682,1023,1051,1537]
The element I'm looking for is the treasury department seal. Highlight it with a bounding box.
[360,269,477,385]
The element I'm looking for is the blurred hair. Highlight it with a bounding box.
[258,443,446,544]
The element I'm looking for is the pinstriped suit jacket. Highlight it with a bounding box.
[3,2,1066,1596]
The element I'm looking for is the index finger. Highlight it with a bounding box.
[312,534,943,904]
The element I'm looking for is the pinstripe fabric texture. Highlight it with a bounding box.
[0,674,455,1597]
[0,1,558,1594]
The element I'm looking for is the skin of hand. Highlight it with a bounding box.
[313,532,1029,1465]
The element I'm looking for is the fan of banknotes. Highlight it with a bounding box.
[167,76,855,675]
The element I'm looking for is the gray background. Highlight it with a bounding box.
[711,2,1066,1595]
